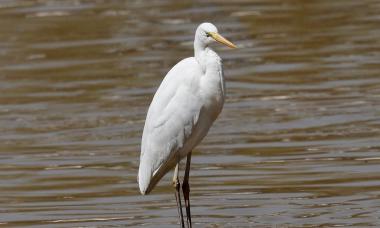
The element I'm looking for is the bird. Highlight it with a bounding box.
[138,22,236,228]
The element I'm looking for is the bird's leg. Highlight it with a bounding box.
[182,151,192,228]
[173,163,185,228]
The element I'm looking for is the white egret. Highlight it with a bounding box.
[138,22,236,227]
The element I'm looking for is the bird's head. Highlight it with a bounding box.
[196,22,237,49]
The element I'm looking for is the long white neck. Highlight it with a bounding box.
[194,38,221,74]
[194,38,206,70]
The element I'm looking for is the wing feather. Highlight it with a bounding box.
[138,57,204,194]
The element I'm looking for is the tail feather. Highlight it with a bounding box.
[138,159,152,195]
[138,154,178,195]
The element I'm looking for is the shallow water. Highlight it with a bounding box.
[1,0,380,227]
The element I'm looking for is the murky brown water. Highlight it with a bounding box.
[1,0,380,227]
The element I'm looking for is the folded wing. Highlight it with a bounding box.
[138,57,206,194]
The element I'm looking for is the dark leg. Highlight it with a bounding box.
[182,151,192,228]
[173,163,185,228]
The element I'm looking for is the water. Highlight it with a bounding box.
[1,0,380,227]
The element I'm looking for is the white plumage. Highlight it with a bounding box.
[138,22,236,195]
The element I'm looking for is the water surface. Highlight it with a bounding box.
[1,0,380,227]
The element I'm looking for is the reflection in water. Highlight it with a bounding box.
[1,0,380,227]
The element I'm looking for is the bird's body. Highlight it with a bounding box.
[138,22,236,227]
[139,52,224,194]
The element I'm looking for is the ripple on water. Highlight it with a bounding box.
[1,0,380,227]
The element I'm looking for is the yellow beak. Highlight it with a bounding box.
[209,32,237,49]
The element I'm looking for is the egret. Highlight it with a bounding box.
[138,22,236,227]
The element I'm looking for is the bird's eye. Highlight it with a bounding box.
[206,32,210,37]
